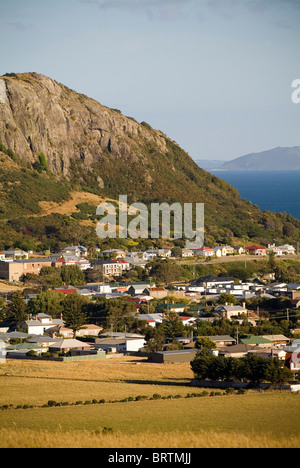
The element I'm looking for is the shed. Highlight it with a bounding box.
[148,349,198,363]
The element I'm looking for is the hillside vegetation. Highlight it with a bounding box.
[0,73,299,251]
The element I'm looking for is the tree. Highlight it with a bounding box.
[63,294,88,337]
[218,293,239,306]
[265,358,292,385]
[195,336,217,352]
[104,299,137,331]
[0,296,6,322]
[7,292,27,328]
[268,251,277,273]
[61,265,85,286]
[149,259,181,285]
[145,327,165,353]
[171,246,182,258]
[28,290,65,319]
[159,312,185,341]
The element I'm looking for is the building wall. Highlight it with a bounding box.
[0,261,24,281]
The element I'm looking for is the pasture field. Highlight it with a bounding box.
[0,357,299,448]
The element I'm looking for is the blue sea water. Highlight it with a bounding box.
[210,170,300,220]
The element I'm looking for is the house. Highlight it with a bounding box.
[124,256,147,269]
[137,313,164,327]
[267,245,283,256]
[223,246,235,255]
[246,245,267,256]
[181,249,194,258]
[214,304,248,320]
[261,335,290,346]
[247,348,287,360]
[127,283,150,296]
[145,249,172,260]
[46,323,102,338]
[48,339,92,355]
[101,249,126,259]
[291,299,300,309]
[191,276,236,289]
[213,246,227,257]
[218,344,254,358]
[54,256,91,270]
[179,316,197,326]
[5,342,45,357]
[192,247,214,257]
[284,340,300,373]
[126,251,148,261]
[117,259,131,271]
[233,246,244,255]
[143,287,168,299]
[188,303,206,316]
[54,286,78,295]
[3,249,28,260]
[0,252,5,261]
[21,313,64,336]
[240,336,273,348]
[76,324,103,337]
[92,259,123,277]
[27,336,61,347]
[156,303,187,313]
[206,335,237,348]
[278,244,296,255]
[60,245,88,258]
[95,337,146,353]
[0,258,55,282]
[0,261,24,282]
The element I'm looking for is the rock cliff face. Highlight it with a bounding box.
[0,72,167,182]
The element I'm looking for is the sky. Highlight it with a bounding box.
[0,0,300,161]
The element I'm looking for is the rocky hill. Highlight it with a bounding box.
[0,72,299,251]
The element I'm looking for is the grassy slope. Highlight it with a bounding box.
[0,358,299,448]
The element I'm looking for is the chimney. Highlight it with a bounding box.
[60,313,63,321]
[242,302,246,310]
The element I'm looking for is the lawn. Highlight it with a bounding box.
[0,357,299,448]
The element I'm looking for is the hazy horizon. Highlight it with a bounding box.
[1,0,300,161]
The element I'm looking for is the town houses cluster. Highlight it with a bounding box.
[0,243,299,386]
[0,243,296,283]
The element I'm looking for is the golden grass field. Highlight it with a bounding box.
[0,356,299,448]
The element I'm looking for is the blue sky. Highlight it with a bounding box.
[0,0,300,161]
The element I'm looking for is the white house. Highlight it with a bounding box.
[234,246,245,255]
[101,249,126,259]
[145,249,172,260]
[278,245,296,255]
[55,256,91,270]
[181,249,194,258]
[214,304,248,320]
[192,247,214,257]
[213,246,227,257]
[21,313,64,336]
[223,246,235,255]
[60,246,88,258]
[94,337,146,353]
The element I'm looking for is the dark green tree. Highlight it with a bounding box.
[7,292,27,328]
[28,290,65,319]
[63,294,88,337]
[145,327,165,353]
[61,265,85,286]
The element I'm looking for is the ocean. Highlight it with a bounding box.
[210,170,300,220]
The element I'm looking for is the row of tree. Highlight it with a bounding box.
[191,351,292,385]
